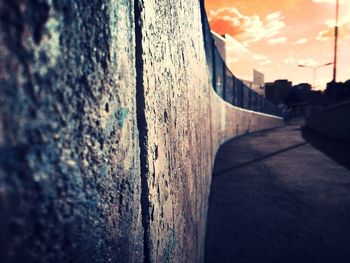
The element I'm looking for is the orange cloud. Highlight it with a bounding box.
[268,37,287,44]
[293,38,308,45]
[209,18,244,36]
[208,8,286,46]
[316,21,350,41]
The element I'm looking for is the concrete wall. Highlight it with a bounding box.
[0,1,282,262]
[0,1,143,262]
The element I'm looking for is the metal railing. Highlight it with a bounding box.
[200,2,282,117]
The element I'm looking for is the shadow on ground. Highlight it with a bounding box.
[213,141,307,176]
[301,126,350,171]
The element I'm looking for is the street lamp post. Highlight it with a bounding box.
[298,62,333,89]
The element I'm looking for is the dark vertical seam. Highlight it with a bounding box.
[134,0,151,262]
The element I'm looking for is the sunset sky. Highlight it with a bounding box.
[205,0,350,90]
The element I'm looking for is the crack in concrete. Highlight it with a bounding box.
[134,1,151,262]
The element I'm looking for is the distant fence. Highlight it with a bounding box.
[200,4,282,117]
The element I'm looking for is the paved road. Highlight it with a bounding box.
[205,124,350,263]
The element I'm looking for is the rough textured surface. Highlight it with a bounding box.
[137,1,282,262]
[0,1,143,262]
[0,0,282,262]
[138,1,212,262]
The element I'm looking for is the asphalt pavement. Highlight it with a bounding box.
[205,124,350,263]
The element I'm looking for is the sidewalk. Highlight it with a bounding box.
[205,124,350,263]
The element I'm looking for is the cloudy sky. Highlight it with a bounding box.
[205,0,350,90]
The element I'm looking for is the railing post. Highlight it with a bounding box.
[239,83,242,108]
[232,78,236,106]
[212,39,216,91]
[222,63,226,101]
[248,89,252,110]
[243,87,245,109]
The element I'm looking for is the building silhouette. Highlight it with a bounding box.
[265,80,292,105]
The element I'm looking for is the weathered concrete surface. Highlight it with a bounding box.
[137,1,282,262]
[210,91,283,159]
[0,1,143,262]
[205,125,350,263]
[0,0,282,262]
[137,2,213,261]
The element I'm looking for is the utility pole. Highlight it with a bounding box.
[332,0,339,82]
